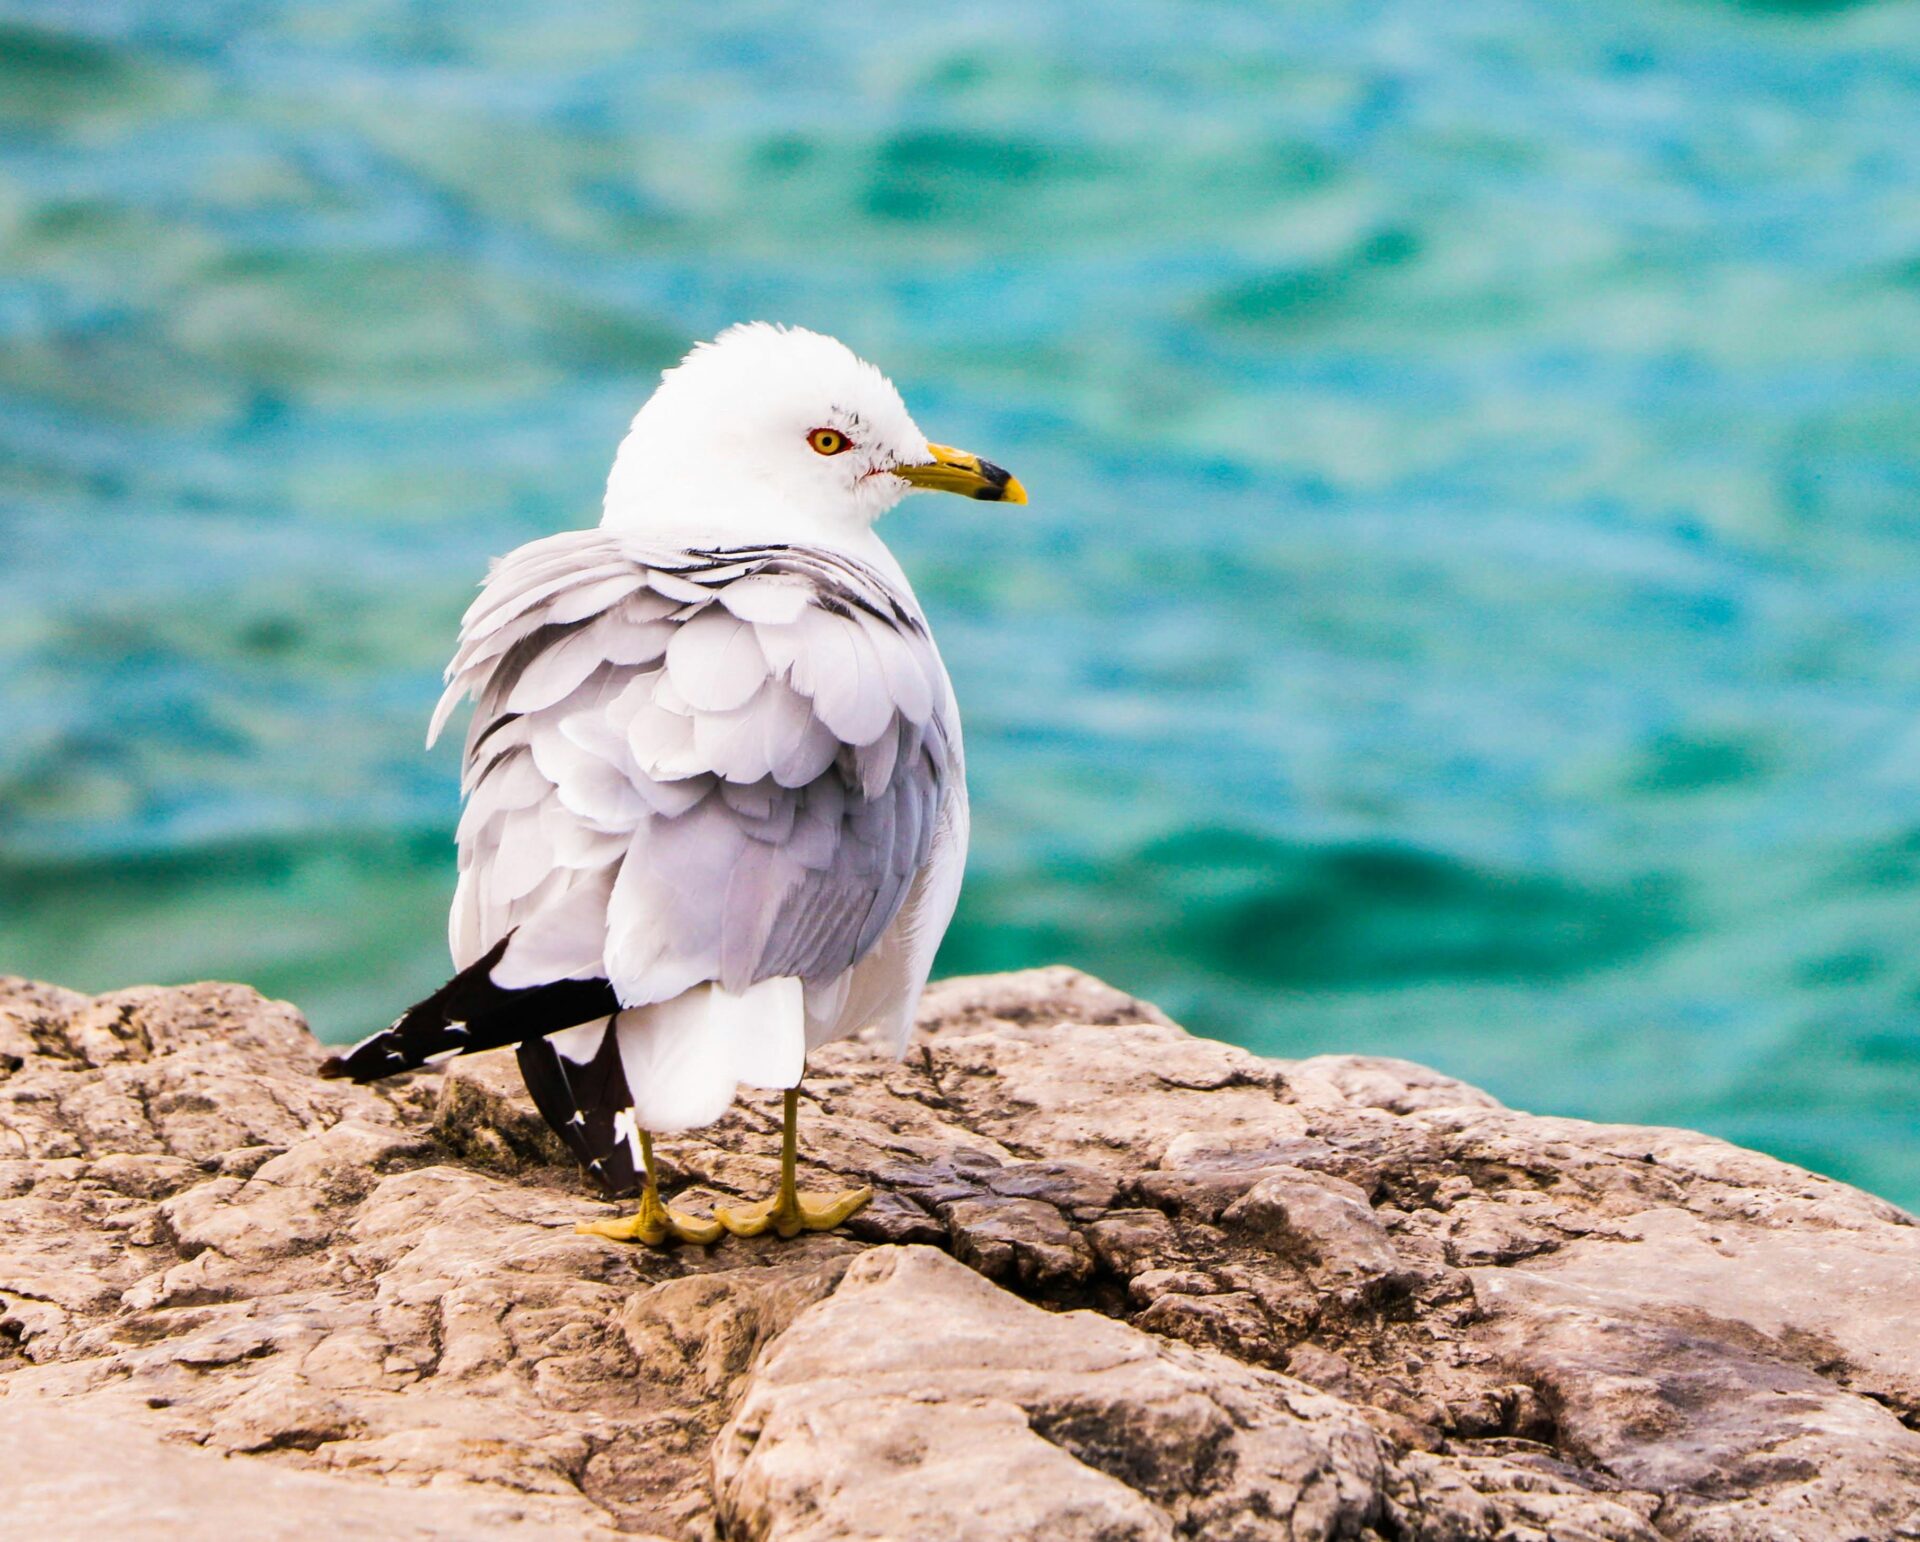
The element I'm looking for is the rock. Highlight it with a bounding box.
[713,1245,1394,1542]
[2,967,1917,1539]
[1221,1167,1406,1295]
[944,1194,1097,1288]
[3,1394,626,1541]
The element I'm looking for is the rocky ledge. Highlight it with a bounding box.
[3,969,1919,1541]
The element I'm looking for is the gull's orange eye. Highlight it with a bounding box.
[807,427,850,456]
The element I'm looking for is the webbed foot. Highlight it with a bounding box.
[576,1185,722,1247]
[714,1184,871,1239]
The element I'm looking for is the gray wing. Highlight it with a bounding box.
[432,529,953,1009]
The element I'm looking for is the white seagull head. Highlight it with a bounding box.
[602,323,1025,542]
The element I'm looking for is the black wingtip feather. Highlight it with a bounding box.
[517,1027,641,1198]
[329,934,619,1085]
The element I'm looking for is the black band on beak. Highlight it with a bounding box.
[970,458,1019,501]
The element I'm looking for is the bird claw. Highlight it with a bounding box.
[714,1184,872,1240]
[576,1187,722,1247]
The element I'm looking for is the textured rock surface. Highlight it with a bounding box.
[3,967,1919,1540]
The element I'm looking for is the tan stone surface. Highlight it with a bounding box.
[4,1394,626,1540]
[2,965,1917,1539]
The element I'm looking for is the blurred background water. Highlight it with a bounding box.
[4,1,1919,1201]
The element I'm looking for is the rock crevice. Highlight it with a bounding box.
[3,967,1918,1540]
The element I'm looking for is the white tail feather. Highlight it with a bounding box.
[615,977,806,1133]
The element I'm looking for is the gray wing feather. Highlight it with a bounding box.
[436,530,954,1008]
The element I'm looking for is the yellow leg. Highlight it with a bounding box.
[576,1130,722,1246]
[714,1088,871,1240]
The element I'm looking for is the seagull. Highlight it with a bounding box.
[322,324,1023,1245]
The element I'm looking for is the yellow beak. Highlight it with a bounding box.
[894,443,1028,504]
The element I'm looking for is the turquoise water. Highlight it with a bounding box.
[5,2,1920,1202]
